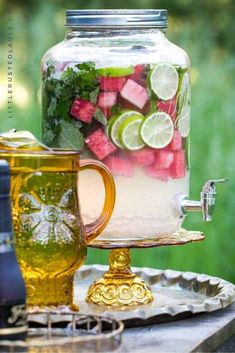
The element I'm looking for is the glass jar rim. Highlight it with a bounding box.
[0,149,81,173]
[65,9,168,29]
[0,149,81,158]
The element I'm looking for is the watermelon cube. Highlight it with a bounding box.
[104,156,134,177]
[70,98,95,123]
[167,130,182,151]
[153,150,174,170]
[157,96,177,120]
[130,64,146,83]
[134,64,145,72]
[118,97,149,114]
[129,148,155,166]
[97,92,118,118]
[145,165,170,181]
[170,149,186,179]
[85,128,117,160]
[120,79,148,109]
[99,76,126,92]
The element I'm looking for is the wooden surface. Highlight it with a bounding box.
[112,303,235,353]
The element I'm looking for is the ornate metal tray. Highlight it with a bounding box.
[74,265,235,327]
[0,311,123,353]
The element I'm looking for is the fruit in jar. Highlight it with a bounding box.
[150,63,179,100]
[99,76,127,91]
[177,72,190,113]
[157,96,177,120]
[119,115,145,151]
[104,156,134,177]
[108,110,143,148]
[70,98,95,123]
[140,112,174,149]
[177,105,190,138]
[42,61,189,180]
[129,147,155,166]
[170,149,186,178]
[166,130,182,150]
[85,128,117,160]
[97,66,134,77]
[129,64,147,85]
[97,92,118,118]
[176,72,190,137]
[118,97,150,114]
[144,149,186,180]
[153,150,174,170]
[120,79,148,109]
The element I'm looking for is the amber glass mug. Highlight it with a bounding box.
[0,149,115,307]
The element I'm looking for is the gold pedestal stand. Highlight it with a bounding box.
[86,229,205,307]
[86,248,153,306]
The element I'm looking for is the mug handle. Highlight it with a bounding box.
[80,159,116,244]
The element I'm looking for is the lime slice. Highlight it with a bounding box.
[97,66,134,77]
[177,105,190,137]
[177,72,191,113]
[106,114,117,137]
[120,115,145,150]
[108,110,143,148]
[150,63,179,100]
[140,112,174,148]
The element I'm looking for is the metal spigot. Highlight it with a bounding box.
[177,179,227,222]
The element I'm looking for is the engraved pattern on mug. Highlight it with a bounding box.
[12,171,85,305]
[19,192,77,245]
[17,173,80,245]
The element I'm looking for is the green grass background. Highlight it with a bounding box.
[0,0,234,283]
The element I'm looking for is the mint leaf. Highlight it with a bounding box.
[48,97,57,117]
[57,120,84,150]
[42,117,60,146]
[89,87,99,104]
[46,60,55,77]
[76,62,96,71]
[55,99,72,122]
[61,67,77,86]
[54,81,63,98]
[94,108,107,126]
[43,130,56,145]
[43,61,100,150]
[111,104,121,115]
[45,78,61,93]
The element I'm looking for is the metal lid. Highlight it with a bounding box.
[65,9,168,29]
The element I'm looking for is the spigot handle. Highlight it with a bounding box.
[201,178,227,221]
[177,178,227,222]
[202,178,227,193]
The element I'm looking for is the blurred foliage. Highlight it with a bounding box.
[0,0,234,282]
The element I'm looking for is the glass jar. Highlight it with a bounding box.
[41,10,191,242]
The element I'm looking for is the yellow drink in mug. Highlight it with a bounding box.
[0,145,115,307]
